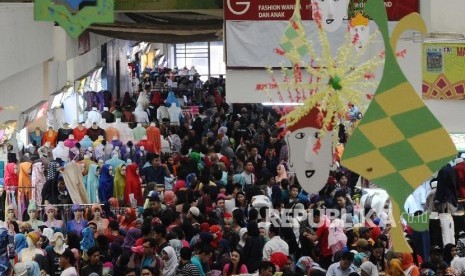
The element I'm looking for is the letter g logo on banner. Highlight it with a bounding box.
[226,0,251,15]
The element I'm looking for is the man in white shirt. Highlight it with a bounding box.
[326,252,357,276]
[262,224,289,261]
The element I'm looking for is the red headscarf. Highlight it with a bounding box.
[4,163,18,187]
[270,252,288,271]
[209,225,222,248]
[119,208,137,230]
[124,164,143,206]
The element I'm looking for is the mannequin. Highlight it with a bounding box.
[19,232,44,262]
[42,126,58,147]
[91,204,109,237]
[66,204,88,237]
[52,141,70,161]
[99,164,114,202]
[101,106,115,123]
[99,118,109,130]
[112,146,121,159]
[137,135,155,153]
[64,134,78,148]
[133,104,149,123]
[124,163,143,206]
[137,89,149,109]
[57,122,73,142]
[18,161,32,198]
[114,164,127,201]
[38,141,52,160]
[26,201,44,231]
[80,135,93,149]
[86,164,99,203]
[44,204,65,229]
[168,102,182,125]
[4,163,18,189]
[86,122,106,141]
[105,153,125,175]
[135,146,147,169]
[110,135,123,148]
[103,140,114,161]
[146,122,161,154]
[47,232,68,276]
[94,138,105,161]
[4,204,19,234]
[157,104,170,123]
[112,118,135,144]
[105,124,120,142]
[86,107,103,126]
[132,122,147,142]
[73,121,88,141]
[29,127,43,147]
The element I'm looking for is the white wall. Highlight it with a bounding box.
[0,3,54,83]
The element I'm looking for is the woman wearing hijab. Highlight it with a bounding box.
[86,164,99,203]
[388,258,406,276]
[31,162,46,205]
[401,252,420,276]
[4,163,18,188]
[209,225,223,248]
[113,164,126,202]
[18,161,32,199]
[243,221,263,273]
[119,207,137,231]
[80,227,96,255]
[124,163,143,206]
[328,219,348,255]
[122,228,141,251]
[14,233,27,256]
[161,246,178,276]
[98,164,114,203]
[237,228,248,251]
[360,261,379,276]
[274,164,288,185]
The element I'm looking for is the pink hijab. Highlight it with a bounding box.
[4,163,18,187]
[275,164,288,182]
[328,219,347,254]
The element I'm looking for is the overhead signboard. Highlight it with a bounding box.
[115,0,222,11]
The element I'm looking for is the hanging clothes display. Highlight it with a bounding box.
[98,164,114,202]
[42,128,58,147]
[86,125,106,141]
[29,128,43,147]
[62,93,79,126]
[146,125,161,154]
[83,91,98,111]
[137,138,155,154]
[105,126,120,142]
[86,164,99,203]
[124,163,143,206]
[73,124,88,141]
[18,162,32,200]
[132,124,147,142]
[57,125,73,142]
[113,164,126,201]
[31,162,46,205]
[4,163,18,188]
[62,162,89,204]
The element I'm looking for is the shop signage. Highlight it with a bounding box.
[422,43,465,100]
[450,133,465,152]
[224,0,418,21]
[115,0,222,11]
[34,0,114,38]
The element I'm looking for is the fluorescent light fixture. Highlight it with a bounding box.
[262,102,304,106]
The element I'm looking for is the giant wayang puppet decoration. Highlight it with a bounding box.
[341,0,457,252]
[259,0,456,252]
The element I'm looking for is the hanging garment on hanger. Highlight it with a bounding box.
[146,125,161,154]
[86,164,99,203]
[4,163,18,188]
[18,162,32,200]
[105,126,120,142]
[435,164,458,207]
[98,164,114,203]
[132,125,147,142]
[29,130,43,147]
[439,213,455,246]
[32,162,46,205]
[72,126,88,142]
[62,162,89,204]
[57,128,73,143]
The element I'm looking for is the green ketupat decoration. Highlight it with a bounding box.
[341,0,457,253]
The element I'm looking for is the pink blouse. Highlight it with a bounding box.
[223,264,248,275]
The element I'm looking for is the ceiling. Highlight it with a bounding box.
[88,11,224,43]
